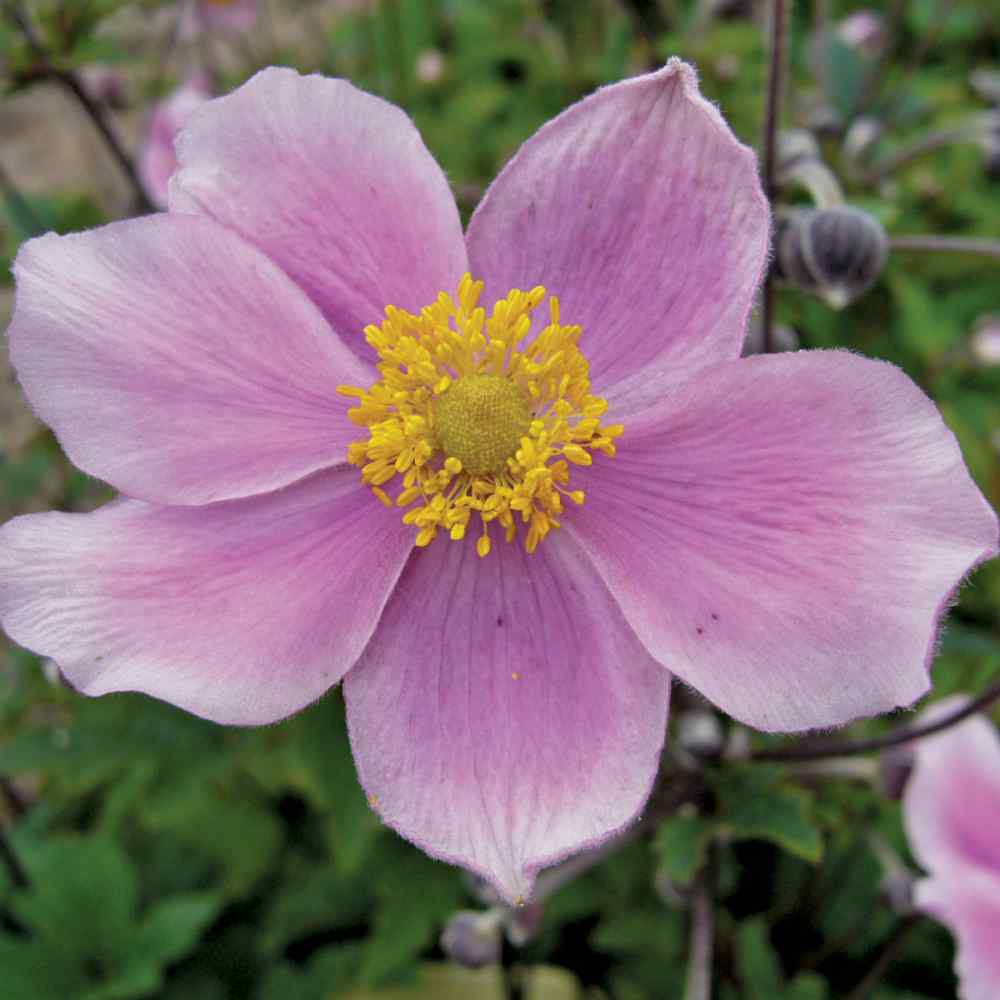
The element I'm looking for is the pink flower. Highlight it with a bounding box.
[1,64,996,902]
[138,75,212,210]
[178,0,258,39]
[836,11,888,60]
[903,700,1000,1000]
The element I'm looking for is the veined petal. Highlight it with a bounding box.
[466,59,768,400]
[344,533,671,903]
[916,871,1000,1000]
[571,351,998,732]
[0,468,412,726]
[170,66,468,361]
[9,214,370,505]
[903,698,1000,876]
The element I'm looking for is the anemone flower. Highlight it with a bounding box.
[1,63,996,902]
[137,74,212,210]
[902,699,1000,1000]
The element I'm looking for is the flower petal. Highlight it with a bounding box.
[9,214,370,505]
[170,67,468,360]
[903,699,1000,875]
[466,59,768,399]
[916,871,1000,1000]
[0,468,412,725]
[570,350,998,732]
[343,533,671,903]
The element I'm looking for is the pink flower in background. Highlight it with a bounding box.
[1,63,997,901]
[138,75,212,210]
[836,10,888,60]
[903,700,1000,1000]
[79,64,128,108]
[178,0,258,40]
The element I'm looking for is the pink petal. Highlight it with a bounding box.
[466,59,769,401]
[570,350,998,732]
[344,533,671,903]
[916,871,1000,1000]
[9,214,371,506]
[138,75,212,210]
[903,699,1000,875]
[0,469,412,726]
[170,67,468,360]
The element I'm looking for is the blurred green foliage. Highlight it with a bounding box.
[1,0,999,997]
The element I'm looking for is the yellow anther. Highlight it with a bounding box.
[339,273,621,555]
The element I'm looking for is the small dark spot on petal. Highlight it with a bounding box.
[711,612,719,621]
[497,615,504,627]
[696,626,704,635]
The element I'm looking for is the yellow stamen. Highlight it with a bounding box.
[338,273,620,554]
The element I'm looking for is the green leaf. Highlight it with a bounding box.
[342,962,506,999]
[141,776,283,897]
[653,811,715,885]
[10,835,137,961]
[260,859,371,957]
[360,844,464,986]
[257,944,364,1000]
[131,893,223,967]
[785,972,830,1000]
[736,919,784,1000]
[713,766,824,862]
[242,694,378,876]
[1,835,221,1000]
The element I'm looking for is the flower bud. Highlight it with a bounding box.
[415,49,445,85]
[969,315,1000,366]
[777,129,822,173]
[969,68,1000,105]
[881,867,916,917]
[440,910,503,968]
[504,901,543,947]
[773,205,888,308]
[842,116,883,166]
[836,11,888,60]
[743,321,800,356]
[878,743,914,800]
[676,709,725,762]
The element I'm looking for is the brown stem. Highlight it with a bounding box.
[683,841,716,1000]
[891,235,1000,259]
[759,0,789,354]
[0,828,29,891]
[843,915,922,1000]
[5,1,153,213]
[746,676,1000,763]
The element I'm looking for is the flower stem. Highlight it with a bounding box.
[864,115,997,182]
[746,676,1000,763]
[843,914,921,1000]
[891,235,1000,258]
[683,841,716,1000]
[0,828,29,891]
[759,0,789,354]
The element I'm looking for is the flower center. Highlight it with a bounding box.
[338,273,622,556]
[434,374,532,476]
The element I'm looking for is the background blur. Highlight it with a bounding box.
[1,1,998,998]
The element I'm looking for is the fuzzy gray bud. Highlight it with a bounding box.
[440,910,503,968]
[773,205,888,308]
